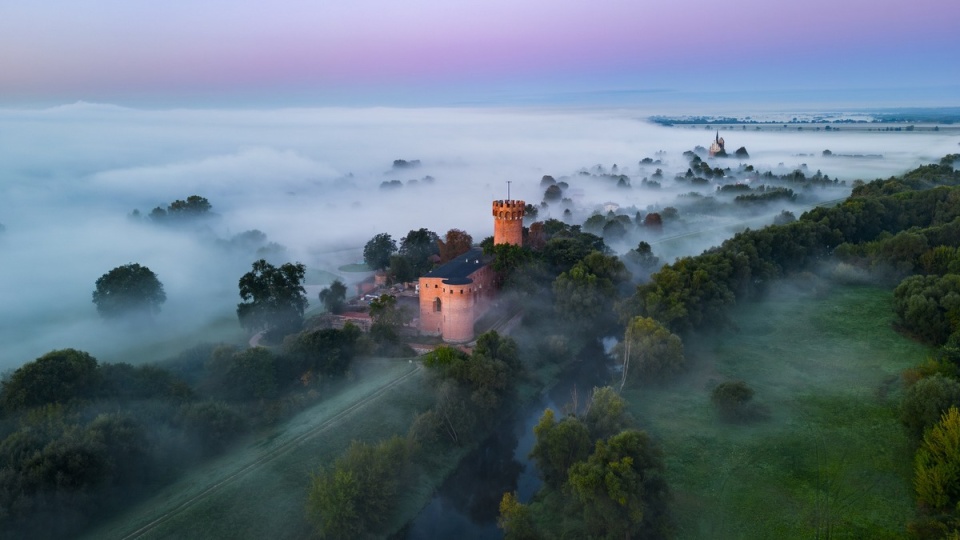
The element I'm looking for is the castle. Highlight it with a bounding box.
[417,199,525,343]
[708,131,725,157]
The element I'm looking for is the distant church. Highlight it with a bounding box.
[417,199,525,343]
[709,131,726,157]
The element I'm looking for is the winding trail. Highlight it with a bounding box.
[110,362,421,540]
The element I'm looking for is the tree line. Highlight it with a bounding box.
[0,317,370,539]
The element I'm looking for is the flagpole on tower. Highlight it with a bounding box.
[507,180,512,201]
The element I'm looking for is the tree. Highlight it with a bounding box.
[643,212,663,231]
[176,401,247,455]
[498,492,540,540]
[619,316,685,381]
[236,259,308,338]
[167,195,212,217]
[915,406,960,512]
[307,437,412,538]
[363,233,397,270]
[583,214,607,235]
[601,219,627,242]
[583,386,633,441]
[92,263,166,319]
[900,374,960,440]
[368,294,408,344]
[319,279,348,314]
[1,349,100,411]
[529,409,592,488]
[553,252,630,333]
[437,228,474,264]
[623,241,661,276]
[399,228,440,276]
[893,274,960,345]
[567,430,669,539]
[281,324,362,378]
[387,254,416,283]
[711,380,757,422]
[544,184,563,202]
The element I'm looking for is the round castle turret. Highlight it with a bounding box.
[492,200,525,246]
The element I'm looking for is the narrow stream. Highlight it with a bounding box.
[400,340,612,539]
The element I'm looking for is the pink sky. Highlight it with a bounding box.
[1,0,957,106]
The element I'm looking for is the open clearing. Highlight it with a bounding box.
[625,283,931,539]
[83,357,430,540]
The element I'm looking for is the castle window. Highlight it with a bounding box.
[434,298,441,312]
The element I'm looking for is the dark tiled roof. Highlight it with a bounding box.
[423,247,487,280]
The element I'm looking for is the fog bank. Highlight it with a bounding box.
[1,104,957,370]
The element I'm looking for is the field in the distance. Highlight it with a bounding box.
[625,282,930,539]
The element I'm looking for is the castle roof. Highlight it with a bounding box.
[423,247,487,280]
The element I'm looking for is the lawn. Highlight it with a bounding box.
[623,283,931,539]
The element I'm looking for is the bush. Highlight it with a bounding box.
[306,436,412,538]
[900,374,960,440]
[711,380,767,423]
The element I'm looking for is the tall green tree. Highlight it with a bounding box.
[319,279,348,314]
[92,263,166,319]
[306,436,412,538]
[529,409,592,489]
[363,233,397,270]
[915,407,960,512]
[567,430,669,540]
[553,252,629,333]
[399,228,440,276]
[236,259,308,338]
[619,316,685,382]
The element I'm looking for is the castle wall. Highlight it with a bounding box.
[492,200,525,246]
[441,282,475,343]
[418,276,445,336]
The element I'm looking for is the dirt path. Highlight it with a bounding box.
[92,362,421,540]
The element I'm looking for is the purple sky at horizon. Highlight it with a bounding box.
[1,0,958,108]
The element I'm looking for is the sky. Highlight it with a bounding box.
[1,0,959,107]
[1,1,959,369]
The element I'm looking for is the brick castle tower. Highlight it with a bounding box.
[418,198,521,343]
[492,200,525,246]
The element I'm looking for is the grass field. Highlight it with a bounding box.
[82,357,432,540]
[304,267,341,286]
[624,283,932,539]
[99,314,246,365]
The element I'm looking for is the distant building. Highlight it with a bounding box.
[709,131,726,157]
[417,199,525,343]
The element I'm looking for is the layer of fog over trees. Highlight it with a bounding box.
[1,103,958,371]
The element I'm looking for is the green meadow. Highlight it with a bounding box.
[625,283,931,539]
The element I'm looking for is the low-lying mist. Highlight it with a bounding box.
[1,103,957,370]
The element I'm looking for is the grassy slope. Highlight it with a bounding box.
[82,357,431,540]
[624,283,930,540]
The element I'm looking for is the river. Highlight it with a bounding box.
[399,339,613,539]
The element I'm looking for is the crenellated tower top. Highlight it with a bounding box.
[492,199,525,246]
